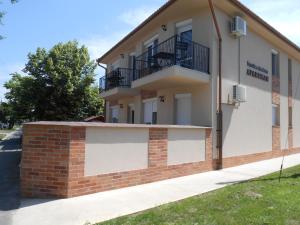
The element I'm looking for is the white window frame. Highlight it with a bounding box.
[271,50,279,77]
[143,98,157,124]
[144,34,159,48]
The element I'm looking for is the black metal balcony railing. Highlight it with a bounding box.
[134,35,210,80]
[99,35,210,92]
[99,68,134,92]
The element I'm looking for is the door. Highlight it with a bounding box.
[143,99,157,124]
[127,104,135,124]
[175,94,191,125]
[176,22,192,68]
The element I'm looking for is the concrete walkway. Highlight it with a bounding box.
[2,153,300,225]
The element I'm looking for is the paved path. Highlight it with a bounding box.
[0,129,22,224]
[2,153,300,225]
[0,130,22,208]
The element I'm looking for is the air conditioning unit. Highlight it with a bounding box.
[233,85,246,103]
[231,16,247,37]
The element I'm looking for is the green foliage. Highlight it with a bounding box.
[5,41,104,121]
[0,0,18,39]
[98,165,300,225]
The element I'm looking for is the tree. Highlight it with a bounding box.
[0,0,18,40]
[4,41,104,121]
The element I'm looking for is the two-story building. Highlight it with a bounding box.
[97,0,300,166]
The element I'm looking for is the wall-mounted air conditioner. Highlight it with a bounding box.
[230,16,247,37]
[233,85,246,103]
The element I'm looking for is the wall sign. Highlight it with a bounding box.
[246,61,269,82]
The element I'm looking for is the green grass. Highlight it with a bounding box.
[0,134,6,140]
[97,165,300,225]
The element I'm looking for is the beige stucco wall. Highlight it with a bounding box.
[157,84,211,126]
[214,8,300,157]
[216,9,273,157]
[85,127,148,176]
[168,128,205,165]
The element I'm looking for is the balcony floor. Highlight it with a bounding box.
[131,65,210,90]
[100,87,139,100]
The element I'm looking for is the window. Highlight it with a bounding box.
[143,98,157,124]
[175,93,192,125]
[110,106,119,123]
[289,106,293,128]
[129,53,136,80]
[176,19,193,68]
[272,104,280,126]
[272,51,279,76]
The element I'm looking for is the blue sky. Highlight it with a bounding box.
[0,0,299,100]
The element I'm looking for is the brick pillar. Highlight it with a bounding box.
[288,81,293,150]
[272,75,280,151]
[21,125,70,198]
[205,128,212,161]
[67,127,86,197]
[148,128,167,168]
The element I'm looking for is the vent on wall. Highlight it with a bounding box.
[233,85,247,103]
[230,16,247,37]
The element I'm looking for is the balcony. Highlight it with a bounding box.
[99,68,138,99]
[99,35,211,98]
[132,35,210,90]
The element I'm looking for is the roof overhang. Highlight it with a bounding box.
[97,0,300,64]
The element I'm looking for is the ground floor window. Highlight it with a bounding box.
[175,93,191,125]
[110,106,119,123]
[272,104,280,126]
[143,98,157,124]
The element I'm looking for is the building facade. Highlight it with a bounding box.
[98,0,300,162]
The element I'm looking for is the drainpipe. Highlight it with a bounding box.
[97,60,108,122]
[208,0,223,169]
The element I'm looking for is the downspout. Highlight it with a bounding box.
[97,60,108,122]
[208,0,223,169]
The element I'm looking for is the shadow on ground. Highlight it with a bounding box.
[0,131,22,211]
[216,173,300,185]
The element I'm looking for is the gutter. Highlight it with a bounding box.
[208,0,223,169]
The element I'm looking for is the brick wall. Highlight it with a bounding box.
[21,125,71,197]
[21,123,300,199]
[21,125,214,198]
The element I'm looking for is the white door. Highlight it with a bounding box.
[143,99,157,124]
[175,94,191,125]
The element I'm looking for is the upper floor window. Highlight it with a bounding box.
[144,35,159,66]
[176,19,192,42]
[271,51,279,77]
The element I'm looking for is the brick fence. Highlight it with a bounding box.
[21,122,300,198]
[21,123,215,198]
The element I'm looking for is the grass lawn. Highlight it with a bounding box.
[97,165,300,225]
[0,134,6,140]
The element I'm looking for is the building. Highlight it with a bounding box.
[98,0,300,165]
[21,0,300,198]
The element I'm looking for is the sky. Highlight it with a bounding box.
[0,0,299,100]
